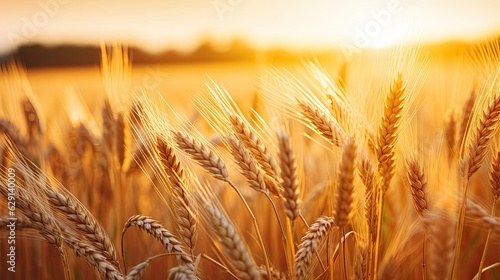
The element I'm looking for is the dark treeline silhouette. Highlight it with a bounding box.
[0,39,259,68]
[0,37,494,69]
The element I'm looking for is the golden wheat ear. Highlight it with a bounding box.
[155,136,198,256]
[294,216,334,280]
[229,114,280,183]
[21,98,43,145]
[46,188,120,268]
[297,99,346,147]
[406,156,429,217]
[462,93,500,179]
[173,130,229,182]
[490,148,500,199]
[377,73,406,194]
[458,91,476,151]
[1,138,122,280]
[335,137,357,228]
[122,215,194,269]
[277,130,301,221]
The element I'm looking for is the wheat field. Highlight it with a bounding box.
[1,42,500,280]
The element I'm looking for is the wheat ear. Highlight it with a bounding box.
[156,137,198,254]
[228,136,266,193]
[229,114,280,184]
[205,204,260,280]
[490,150,500,199]
[359,156,376,241]
[354,243,368,280]
[0,119,27,156]
[0,184,71,279]
[477,150,500,280]
[21,98,43,144]
[258,265,287,280]
[463,93,500,178]
[0,216,32,229]
[116,112,126,169]
[126,253,194,280]
[174,130,228,181]
[458,91,476,148]
[377,73,405,193]
[125,260,149,280]
[277,130,301,221]
[45,188,119,268]
[445,113,457,161]
[297,100,345,147]
[373,73,405,277]
[1,185,63,250]
[335,137,357,228]
[168,265,198,280]
[102,99,117,156]
[122,215,194,268]
[455,93,500,277]
[66,235,124,280]
[294,216,334,280]
[406,157,429,217]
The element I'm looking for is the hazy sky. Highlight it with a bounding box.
[1,0,500,54]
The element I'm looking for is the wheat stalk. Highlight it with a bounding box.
[477,151,500,280]
[455,92,500,277]
[463,93,500,178]
[373,73,406,277]
[377,73,405,193]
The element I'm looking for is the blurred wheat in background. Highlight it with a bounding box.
[2,40,500,280]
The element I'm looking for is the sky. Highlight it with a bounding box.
[1,0,500,54]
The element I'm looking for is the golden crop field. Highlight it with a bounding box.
[1,42,500,280]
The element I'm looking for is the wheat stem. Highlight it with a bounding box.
[226,179,271,279]
[477,199,497,280]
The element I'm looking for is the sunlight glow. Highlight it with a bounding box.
[1,0,500,54]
